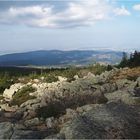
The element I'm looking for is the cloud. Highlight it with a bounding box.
[113,6,130,16]
[0,0,131,28]
[133,4,140,11]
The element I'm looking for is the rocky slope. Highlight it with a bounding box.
[0,67,140,139]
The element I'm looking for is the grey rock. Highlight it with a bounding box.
[66,108,77,118]
[60,102,140,139]
[116,79,132,89]
[134,87,140,97]
[0,122,13,139]
[14,123,26,130]
[105,90,140,105]
[45,117,56,128]
[24,117,40,127]
[58,76,67,82]
[3,83,24,100]
[33,79,40,83]
[137,77,140,86]
[102,83,117,93]
[100,71,110,80]
[127,81,138,91]
[20,98,41,108]
[44,133,65,139]
[0,104,17,112]
[11,130,45,139]
[74,75,79,80]
[76,104,96,114]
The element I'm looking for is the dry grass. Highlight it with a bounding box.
[111,67,140,82]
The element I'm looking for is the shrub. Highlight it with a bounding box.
[88,63,107,75]
[45,74,58,83]
[0,75,14,94]
[10,85,36,106]
[36,101,65,118]
[60,68,78,82]
[36,94,108,119]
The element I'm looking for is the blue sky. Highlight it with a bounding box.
[0,0,140,54]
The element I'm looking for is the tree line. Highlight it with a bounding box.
[119,50,140,68]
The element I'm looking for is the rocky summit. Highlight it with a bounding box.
[0,67,140,139]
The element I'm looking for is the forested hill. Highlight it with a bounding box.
[0,50,122,66]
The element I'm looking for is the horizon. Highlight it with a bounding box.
[0,0,140,54]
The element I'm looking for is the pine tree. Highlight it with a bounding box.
[119,52,128,68]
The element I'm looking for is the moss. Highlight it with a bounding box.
[10,85,36,106]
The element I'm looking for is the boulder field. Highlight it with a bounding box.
[0,67,140,139]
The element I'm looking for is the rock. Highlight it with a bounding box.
[134,87,140,97]
[20,98,41,108]
[105,90,140,105]
[13,111,24,121]
[100,71,110,80]
[27,82,32,86]
[87,72,95,78]
[4,112,15,118]
[66,108,77,118]
[14,123,26,130]
[60,102,140,139]
[74,75,79,80]
[26,110,37,119]
[127,81,138,90]
[3,83,24,100]
[32,83,39,89]
[0,104,17,112]
[102,83,117,93]
[11,130,43,139]
[83,73,98,84]
[44,133,65,139]
[137,77,140,86]
[23,111,29,118]
[116,79,132,89]
[0,110,4,116]
[58,76,67,82]
[24,117,40,127]
[57,108,78,125]
[40,77,45,80]
[76,104,95,114]
[33,79,40,83]
[46,117,56,128]
[0,122,13,139]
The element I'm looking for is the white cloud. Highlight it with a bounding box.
[0,0,131,28]
[133,4,140,11]
[114,6,130,16]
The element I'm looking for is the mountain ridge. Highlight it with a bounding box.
[0,50,123,66]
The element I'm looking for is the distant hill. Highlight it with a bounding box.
[0,50,123,66]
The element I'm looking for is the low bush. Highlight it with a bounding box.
[36,94,108,119]
[88,63,108,75]
[0,76,14,94]
[45,74,58,83]
[36,101,65,118]
[10,85,36,106]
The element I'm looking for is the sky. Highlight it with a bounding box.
[0,0,140,54]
